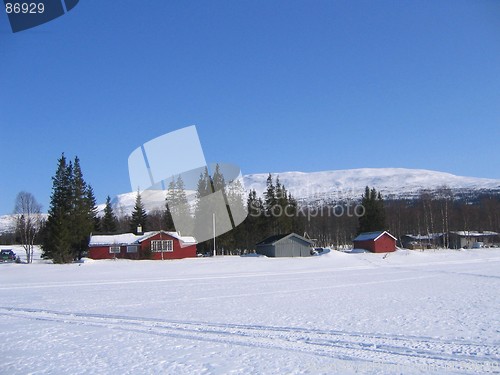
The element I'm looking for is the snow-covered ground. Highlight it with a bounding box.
[1,246,499,374]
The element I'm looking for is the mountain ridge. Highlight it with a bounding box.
[243,167,500,203]
[1,168,498,233]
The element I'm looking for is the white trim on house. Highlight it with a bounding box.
[109,246,121,254]
[126,245,138,253]
[151,240,173,252]
[353,231,397,242]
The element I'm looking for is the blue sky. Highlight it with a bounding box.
[1,0,499,215]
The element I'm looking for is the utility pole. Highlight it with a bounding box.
[213,212,216,257]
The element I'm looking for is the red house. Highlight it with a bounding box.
[353,231,397,253]
[88,231,197,260]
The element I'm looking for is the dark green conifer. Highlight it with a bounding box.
[130,190,148,234]
[101,196,118,233]
[358,186,386,234]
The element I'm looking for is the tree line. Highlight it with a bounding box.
[96,169,304,255]
[297,187,500,248]
[5,153,499,260]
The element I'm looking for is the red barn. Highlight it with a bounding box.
[88,231,197,260]
[353,231,397,253]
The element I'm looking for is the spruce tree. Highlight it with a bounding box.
[101,196,118,233]
[275,177,292,234]
[42,154,74,263]
[165,175,191,234]
[42,155,98,262]
[264,173,276,214]
[225,178,247,252]
[244,189,265,249]
[358,186,386,234]
[130,190,148,234]
[70,157,98,260]
[193,168,214,254]
[212,164,226,192]
[160,178,174,231]
[287,192,303,233]
[175,175,191,220]
[263,174,278,234]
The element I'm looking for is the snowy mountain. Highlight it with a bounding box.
[0,214,48,235]
[102,168,500,216]
[0,215,16,234]
[243,168,500,204]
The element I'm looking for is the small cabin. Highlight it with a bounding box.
[256,233,314,257]
[353,231,397,253]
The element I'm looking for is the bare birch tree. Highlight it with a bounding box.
[14,191,44,263]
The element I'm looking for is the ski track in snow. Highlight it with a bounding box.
[2,249,500,374]
[2,255,500,291]
[0,306,498,374]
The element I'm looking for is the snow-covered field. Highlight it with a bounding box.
[1,246,499,374]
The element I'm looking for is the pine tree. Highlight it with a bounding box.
[101,196,118,233]
[42,154,73,263]
[42,155,98,262]
[165,175,192,234]
[244,189,265,249]
[262,173,277,234]
[196,167,212,197]
[159,178,174,231]
[193,168,211,253]
[264,173,276,214]
[275,177,293,234]
[212,164,226,192]
[358,186,386,234]
[175,175,191,220]
[225,178,247,253]
[70,157,98,260]
[287,192,303,233]
[130,190,148,234]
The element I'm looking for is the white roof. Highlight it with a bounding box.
[89,231,197,246]
[450,231,498,237]
[353,231,397,242]
[404,233,442,241]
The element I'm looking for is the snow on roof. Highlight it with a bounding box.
[449,231,499,237]
[89,231,197,246]
[353,231,397,242]
[256,233,313,246]
[89,233,142,246]
[403,233,443,241]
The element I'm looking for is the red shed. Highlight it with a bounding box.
[353,231,397,253]
[88,231,197,260]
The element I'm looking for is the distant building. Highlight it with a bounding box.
[447,231,499,249]
[401,234,443,250]
[88,231,197,260]
[353,231,397,253]
[256,233,314,257]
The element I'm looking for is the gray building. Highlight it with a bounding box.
[447,231,499,249]
[401,234,443,249]
[256,233,314,257]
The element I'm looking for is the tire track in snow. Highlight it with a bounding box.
[1,307,499,373]
[3,255,500,291]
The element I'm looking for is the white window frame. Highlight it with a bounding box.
[126,245,138,253]
[109,246,121,254]
[151,240,174,252]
